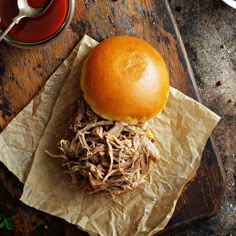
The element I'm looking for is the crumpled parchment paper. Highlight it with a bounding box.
[0,35,220,236]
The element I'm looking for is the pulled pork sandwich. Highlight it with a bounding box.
[51,36,170,194]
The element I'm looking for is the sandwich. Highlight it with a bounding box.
[50,36,170,195]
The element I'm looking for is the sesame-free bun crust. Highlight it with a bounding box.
[80,36,169,124]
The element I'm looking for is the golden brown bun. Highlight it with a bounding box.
[80,36,169,124]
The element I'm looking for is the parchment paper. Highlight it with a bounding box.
[0,35,220,236]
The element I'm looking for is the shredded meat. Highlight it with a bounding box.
[48,100,161,194]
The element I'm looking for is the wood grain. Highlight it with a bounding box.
[0,0,225,235]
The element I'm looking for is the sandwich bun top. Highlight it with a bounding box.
[80,36,170,124]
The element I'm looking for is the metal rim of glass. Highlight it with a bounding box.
[1,0,75,48]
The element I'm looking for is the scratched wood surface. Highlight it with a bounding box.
[0,0,225,235]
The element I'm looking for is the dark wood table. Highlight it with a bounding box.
[0,1,226,235]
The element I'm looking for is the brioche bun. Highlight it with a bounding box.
[80,36,169,124]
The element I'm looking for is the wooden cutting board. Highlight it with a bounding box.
[0,0,225,235]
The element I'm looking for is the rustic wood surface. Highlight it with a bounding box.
[0,0,225,235]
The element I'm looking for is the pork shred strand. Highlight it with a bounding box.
[55,100,161,194]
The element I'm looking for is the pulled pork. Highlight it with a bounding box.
[49,100,160,194]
